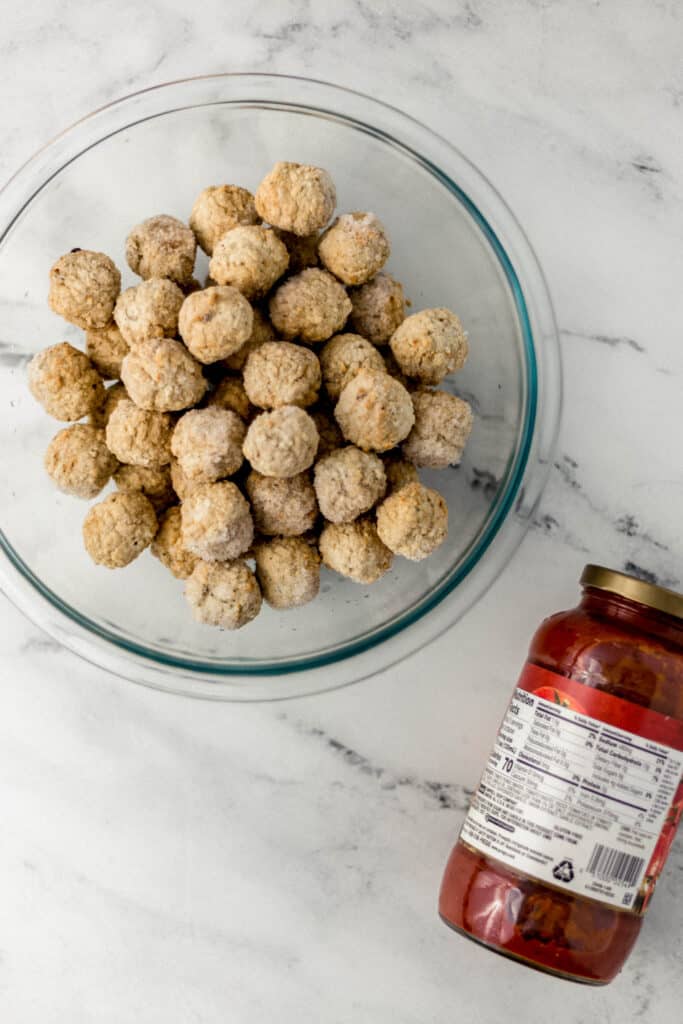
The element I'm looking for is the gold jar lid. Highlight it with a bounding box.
[581,564,683,621]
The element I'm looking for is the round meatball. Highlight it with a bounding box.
[243,407,319,478]
[114,278,184,348]
[171,408,245,483]
[189,184,260,255]
[318,212,390,286]
[253,537,320,609]
[89,382,128,429]
[181,481,253,562]
[44,424,117,499]
[151,506,198,579]
[185,559,262,629]
[273,229,319,273]
[83,491,157,569]
[319,519,393,584]
[243,342,321,409]
[125,214,196,285]
[85,323,129,379]
[255,162,336,236]
[310,407,343,459]
[209,226,289,299]
[389,308,468,385]
[178,285,253,365]
[334,369,414,452]
[349,272,405,346]
[28,342,105,421]
[105,399,173,468]
[48,250,121,330]
[402,390,473,468]
[169,457,199,501]
[313,446,386,524]
[113,463,176,514]
[269,268,351,343]
[205,376,253,420]
[376,481,448,560]
[246,471,317,537]
[320,333,385,401]
[383,453,419,493]
[121,337,207,412]
[221,306,276,372]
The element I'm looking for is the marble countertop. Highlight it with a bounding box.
[1,2,681,1020]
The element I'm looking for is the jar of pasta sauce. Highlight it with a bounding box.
[439,565,683,984]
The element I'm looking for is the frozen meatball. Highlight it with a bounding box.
[255,162,336,236]
[243,406,319,478]
[273,229,319,273]
[319,519,393,584]
[310,407,343,459]
[205,376,253,420]
[190,185,260,256]
[185,559,262,629]
[114,278,184,347]
[313,446,386,524]
[320,332,385,401]
[269,268,351,343]
[151,506,198,579]
[105,399,173,468]
[169,457,199,501]
[171,407,245,482]
[383,452,418,493]
[209,226,289,299]
[114,463,176,514]
[44,423,117,499]
[243,342,321,409]
[181,481,253,562]
[318,212,390,286]
[349,272,405,346]
[390,308,468,385]
[125,214,196,285]
[402,389,473,468]
[376,481,448,560]
[178,285,253,365]
[28,342,105,421]
[85,323,129,380]
[246,470,317,537]
[334,369,414,452]
[89,382,128,429]
[253,537,321,609]
[221,306,276,372]
[48,250,121,330]
[83,491,157,569]
[121,337,207,412]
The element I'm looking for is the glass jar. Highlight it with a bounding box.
[439,565,683,984]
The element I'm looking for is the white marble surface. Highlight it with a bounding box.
[1,1,682,1020]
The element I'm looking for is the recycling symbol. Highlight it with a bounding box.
[552,859,575,883]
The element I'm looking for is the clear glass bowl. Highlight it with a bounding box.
[0,74,561,700]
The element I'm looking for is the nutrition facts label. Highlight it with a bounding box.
[461,685,683,911]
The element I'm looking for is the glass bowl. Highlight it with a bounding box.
[0,74,560,700]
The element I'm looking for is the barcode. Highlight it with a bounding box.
[586,843,645,886]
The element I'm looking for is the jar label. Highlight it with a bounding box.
[459,663,683,914]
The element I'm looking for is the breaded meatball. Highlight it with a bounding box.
[209,226,289,299]
[189,185,260,255]
[310,407,343,459]
[125,214,196,285]
[185,559,262,629]
[243,341,321,409]
[334,369,414,452]
[221,306,276,371]
[376,481,448,560]
[273,229,320,273]
[105,399,173,468]
[245,470,318,537]
[318,212,390,286]
[48,250,121,330]
[151,506,198,579]
[402,389,473,468]
[113,463,176,514]
[320,333,385,401]
[114,278,184,347]
[82,491,157,569]
[269,268,351,343]
[28,342,105,421]
[319,519,393,584]
[243,406,319,478]
[44,424,118,499]
[349,272,405,345]
[181,481,253,561]
[389,308,468,385]
[121,337,207,412]
[313,446,386,524]
[204,375,253,420]
[85,323,129,380]
[253,536,320,609]
[89,382,128,429]
[169,457,199,501]
[171,407,245,482]
[255,162,336,236]
[383,452,419,493]
[178,285,253,365]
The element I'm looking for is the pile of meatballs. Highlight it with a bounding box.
[28,162,473,630]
